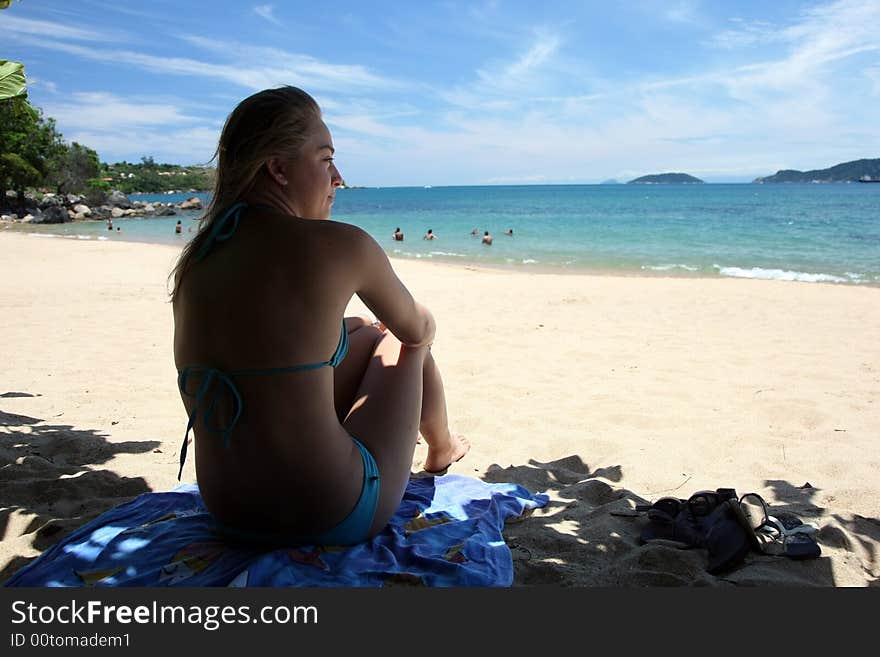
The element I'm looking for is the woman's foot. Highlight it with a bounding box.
[423,432,470,475]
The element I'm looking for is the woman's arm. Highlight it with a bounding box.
[353,229,435,347]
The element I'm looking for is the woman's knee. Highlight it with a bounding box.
[371,330,406,364]
[344,315,374,335]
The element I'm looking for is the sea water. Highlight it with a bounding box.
[8,184,880,285]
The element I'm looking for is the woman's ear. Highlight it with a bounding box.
[265,157,289,186]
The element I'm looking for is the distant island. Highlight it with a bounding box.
[600,178,621,185]
[753,158,880,183]
[627,173,704,184]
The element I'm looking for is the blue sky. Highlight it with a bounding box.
[3,0,879,185]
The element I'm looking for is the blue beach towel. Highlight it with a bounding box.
[4,475,547,587]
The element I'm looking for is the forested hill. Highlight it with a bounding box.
[106,158,215,193]
[753,158,880,183]
[627,173,704,184]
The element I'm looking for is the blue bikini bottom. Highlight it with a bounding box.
[217,437,380,547]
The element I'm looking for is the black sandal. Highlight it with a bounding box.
[638,488,759,574]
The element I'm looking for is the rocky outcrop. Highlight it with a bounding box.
[40,206,71,223]
[180,197,202,210]
[1,190,196,225]
[106,190,132,209]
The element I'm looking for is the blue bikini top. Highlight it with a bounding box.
[175,201,349,480]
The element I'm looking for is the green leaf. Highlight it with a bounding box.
[0,60,28,101]
[0,1,15,10]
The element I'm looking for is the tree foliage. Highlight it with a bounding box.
[105,159,215,193]
[48,142,101,195]
[0,102,64,203]
[0,100,214,201]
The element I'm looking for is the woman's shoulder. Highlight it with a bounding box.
[252,211,369,245]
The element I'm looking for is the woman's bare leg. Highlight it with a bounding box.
[333,321,383,422]
[341,333,428,535]
[420,350,470,473]
[334,326,469,475]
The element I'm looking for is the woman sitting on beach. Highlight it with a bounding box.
[169,86,469,546]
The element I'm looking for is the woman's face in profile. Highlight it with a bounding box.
[286,120,343,220]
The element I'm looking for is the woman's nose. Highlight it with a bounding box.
[331,164,343,187]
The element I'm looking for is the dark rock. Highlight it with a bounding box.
[106,190,132,209]
[34,206,70,224]
[37,194,65,209]
[180,197,203,210]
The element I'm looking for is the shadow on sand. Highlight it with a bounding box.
[486,456,876,586]
[2,415,877,586]
[0,397,158,582]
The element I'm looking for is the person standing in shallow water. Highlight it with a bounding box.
[482,230,493,245]
[423,229,437,240]
[169,86,469,547]
[392,227,404,241]
[175,220,183,234]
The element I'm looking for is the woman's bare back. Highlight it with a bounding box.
[173,208,366,534]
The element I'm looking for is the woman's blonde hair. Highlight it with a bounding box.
[168,86,322,301]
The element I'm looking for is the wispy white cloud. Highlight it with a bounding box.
[83,0,168,21]
[664,0,701,24]
[475,31,562,90]
[8,0,879,183]
[866,66,880,96]
[0,14,117,42]
[711,0,880,56]
[503,33,560,79]
[324,0,880,186]
[253,4,282,26]
[179,35,400,90]
[26,77,59,94]
[467,0,501,22]
[69,127,221,165]
[4,28,398,94]
[38,92,219,164]
[41,92,202,131]
[647,0,880,105]
[709,18,779,49]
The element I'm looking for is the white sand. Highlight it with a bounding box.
[1,232,878,585]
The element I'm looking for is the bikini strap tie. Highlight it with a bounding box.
[176,366,243,480]
[194,201,248,262]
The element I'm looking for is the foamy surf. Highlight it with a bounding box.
[642,264,700,272]
[714,265,852,284]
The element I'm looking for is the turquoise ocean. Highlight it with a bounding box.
[8,183,880,285]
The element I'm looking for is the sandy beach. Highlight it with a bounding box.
[1,231,878,586]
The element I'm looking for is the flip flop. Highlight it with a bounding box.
[423,455,465,476]
[755,515,820,559]
[423,464,451,476]
[422,434,469,475]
